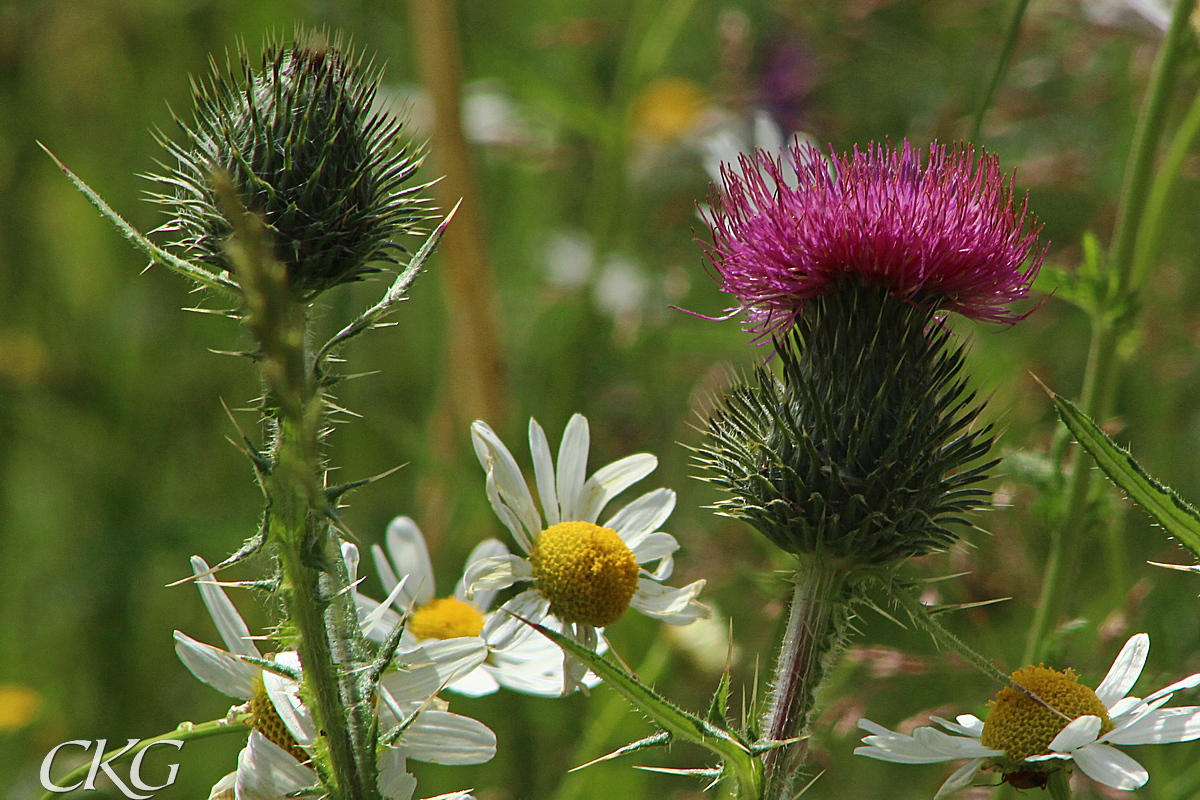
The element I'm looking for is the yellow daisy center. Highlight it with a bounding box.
[408,597,486,640]
[529,520,640,627]
[249,675,307,763]
[980,666,1113,762]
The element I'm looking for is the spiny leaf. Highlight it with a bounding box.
[569,732,671,772]
[517,615,762,797]
[1047,384,1200,561]
[39,142,241,297]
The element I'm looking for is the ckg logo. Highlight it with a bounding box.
[40,739,184,799]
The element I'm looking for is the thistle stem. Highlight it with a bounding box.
[222,184,379,800]
[760,557,852,800]
[1023,0,1197,664]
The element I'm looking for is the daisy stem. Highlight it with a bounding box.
[1023,0,1197,665]
[220,182,380,800]
[760,557,853,800]
[1046,768,1072,800]
[34,716,250,800]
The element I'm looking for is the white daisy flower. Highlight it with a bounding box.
[355,516,603,697]
[206,735,475,800]
[262,651,498,770]
[465,414,709,693]
[174,556,491,800]
[855,633,1200,797]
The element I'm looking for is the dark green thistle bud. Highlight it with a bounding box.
[698,283,996,564]
[148,30,429,301]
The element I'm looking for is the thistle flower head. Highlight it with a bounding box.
[707,139,1044,337]
[148,30,429,301]
[698,285,995,563]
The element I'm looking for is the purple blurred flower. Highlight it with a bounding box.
[707,140,1045,337]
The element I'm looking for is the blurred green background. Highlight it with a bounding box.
[5,0,1200,798]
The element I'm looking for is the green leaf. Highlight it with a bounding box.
[1049,387,1200,560]
[38,142,242,298]
[569,731,671,773]
[707,669,732,727]
[521,617,763,799]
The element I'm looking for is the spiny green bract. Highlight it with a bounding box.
[698,284,997,564]
[147,30,430,301]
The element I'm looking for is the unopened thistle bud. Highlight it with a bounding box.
[699,140,1045,564]
[148,30,429,301]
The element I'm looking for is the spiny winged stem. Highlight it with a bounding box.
[219,177,380,800]
[760,557,853,800]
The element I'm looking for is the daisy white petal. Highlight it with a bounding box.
[1142,671,1200,705]
[482,591,551,651]
[555,414,590,520]
[446,668,501,698]
[578,453,659,523]
[855,734,957,765]
[472,421,541,545]
[936,759,985,799]
[914,727,1003,759]
[235,732,316,800]
[383,638,490,703]
[1047,714,1101,752]
[400,710,497,765]
[463,554,531,595]
[483,464,534,554]
[1106,694,1173,740]
[930,715,981,737]
[561,624,598,695]
[454,539,509,610]
[342,542,361,587]
[263,654,316,746]
[857,718,892,736]
[528,418,560,527]
[605,488,675,549]
[1105,705,1200,745]
[1107,695,1145,719]
[190,556,260,659]
[1071,743,1148,790]
[173,630,257,701]
[632,532,679,580]
[207,771,236,800]
[630,578,710,624]
[382,517,436,606]
[377,748,418,800]
[856,723,998,764]
[490,661,580,697]
[1095,633,1149,707]
[357,581,414,644]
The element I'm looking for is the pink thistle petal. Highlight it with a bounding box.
[706,139,1046,338]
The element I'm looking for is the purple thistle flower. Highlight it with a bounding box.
[707,139,1045,337]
